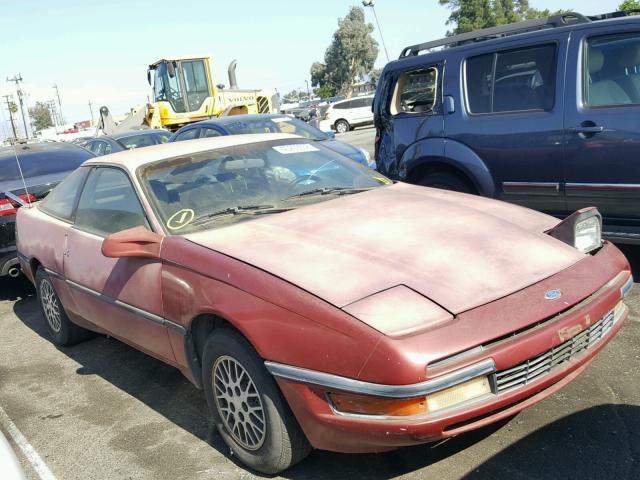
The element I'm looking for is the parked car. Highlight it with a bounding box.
[0,142,93,277]
[320,94,375,133]
[170,114,375,168]
[374,10,640,244]
[17,134,633,473]
[84,129,170,156]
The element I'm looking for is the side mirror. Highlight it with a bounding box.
[147,69,152,86]
[324,131,336,139]
[102,226,163,260]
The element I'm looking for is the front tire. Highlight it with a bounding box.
[334,119,350,134]
[35,267,90,346]
[202,329,311,474]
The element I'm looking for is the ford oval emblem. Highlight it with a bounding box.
[544,289,562,300]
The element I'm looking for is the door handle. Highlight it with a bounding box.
[568,125,604,134]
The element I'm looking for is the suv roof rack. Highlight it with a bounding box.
[399,11,639,58]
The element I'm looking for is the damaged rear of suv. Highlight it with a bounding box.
[373,10,640,244]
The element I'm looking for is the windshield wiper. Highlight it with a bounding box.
[284,187,374,201]
[191,204,293,225]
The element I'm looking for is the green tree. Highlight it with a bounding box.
[440,0,568,35]
[310,6,379,97]
[28,102,53,131]
[619,0,640,12]
[313,85,334,99]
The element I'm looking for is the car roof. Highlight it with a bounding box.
[84,133,300,171]
[0,141,89,160]
[186,114,293,128]
[104,129,170,141]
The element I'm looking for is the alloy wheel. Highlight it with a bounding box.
[213,355,267,451]
[40,279,62,333]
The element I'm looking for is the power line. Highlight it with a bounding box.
[6,74,29,139]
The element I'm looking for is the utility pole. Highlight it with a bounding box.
[53,84,65,125]
[362,0,390,63]
[2,95,18,140]
[88,100,94,126]
[7,74,29,139]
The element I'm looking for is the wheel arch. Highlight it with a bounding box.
[185,312,252,389]
[400,138,496,197]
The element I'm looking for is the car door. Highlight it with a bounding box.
[563,26,640,233]
[444,36,569,215]
[64,166,174,362]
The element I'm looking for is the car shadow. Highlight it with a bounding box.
[0,275,35,302]
[461,404,640,480]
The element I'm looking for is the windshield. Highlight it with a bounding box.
[139,138,390,234]
[225,116,327,141]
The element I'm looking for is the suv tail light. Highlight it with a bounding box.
[0,194,36,217]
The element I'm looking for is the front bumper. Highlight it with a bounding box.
[269,248,632,453]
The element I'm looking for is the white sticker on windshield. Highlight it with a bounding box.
[272,117,293,122]
[273,144,320,154]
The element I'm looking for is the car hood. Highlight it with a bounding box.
[185,183,584,315]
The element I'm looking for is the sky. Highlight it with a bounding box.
[0,0,623,138]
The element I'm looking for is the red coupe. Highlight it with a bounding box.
[16,134,633,473]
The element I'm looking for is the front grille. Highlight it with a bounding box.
[495,308,617,393]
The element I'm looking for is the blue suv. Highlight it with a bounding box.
[374,11,640,244]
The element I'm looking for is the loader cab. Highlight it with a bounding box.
[149,58,214,115]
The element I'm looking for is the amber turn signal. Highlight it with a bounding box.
[329,392,428,417]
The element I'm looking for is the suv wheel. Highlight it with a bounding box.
[36,267,91,346]
[202,329,311,474]
[418,171,474,194]
[334,120,350,134]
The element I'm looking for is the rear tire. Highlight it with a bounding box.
[202,329,311,474]
[418,171,474,194]
[35,266,90,346]
[335,120,350,134]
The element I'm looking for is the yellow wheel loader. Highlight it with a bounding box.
[98,57,277,134]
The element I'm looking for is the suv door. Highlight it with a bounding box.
[352,96,374,124]
[445,37,569,215]
[376,62,445,177]
[64,166,174,362]
[564,27,640,240]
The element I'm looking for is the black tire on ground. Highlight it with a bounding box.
[334,119,350,134]
[35,266,91,346]
[202,329,311,474]
[418,171,474,194]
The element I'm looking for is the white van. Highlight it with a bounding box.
[320,95,375,133]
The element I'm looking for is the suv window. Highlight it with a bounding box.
[465,44,557,114]
[585,33,640,106]
[391,68,438,115]
[39,167,89,221]
[75,167,148,236]
[333,100,353,110]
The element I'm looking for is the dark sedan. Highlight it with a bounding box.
[1,142,94,277]
[84,129,171,156]
[169,114,375,168]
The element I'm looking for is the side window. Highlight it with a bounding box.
[104,143,112,155]
[202,128,223,138]
[363,96,374,107]
[39,167,89,221]
[390,67,438,115]
[75,168,148,236]
[465,44,557,114]
[89,141,106,156]
[333,101,351,110]
[175,129,199,141]
[584,32,640,107]
[155,133,170,144]
[118,134,156,150]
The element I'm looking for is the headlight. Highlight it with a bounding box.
[574,215,602,253]
[547,207,602,254]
